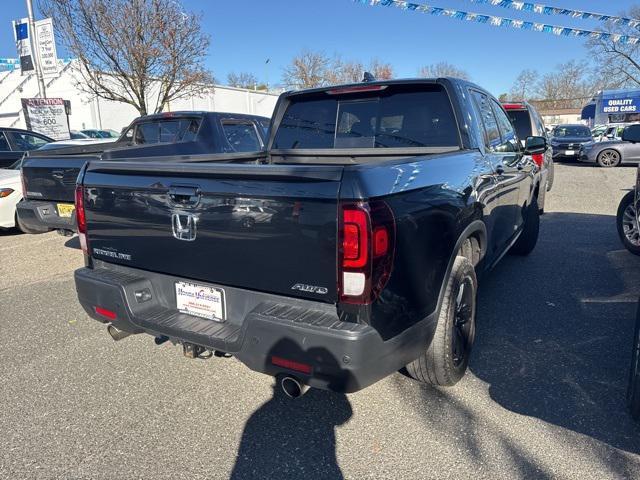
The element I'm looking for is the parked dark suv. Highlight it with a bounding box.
[503,101,554,192]
[550,124,593,161]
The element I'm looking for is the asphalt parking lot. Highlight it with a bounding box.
[2,163,640,479]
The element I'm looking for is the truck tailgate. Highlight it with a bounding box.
[22,154,99,203]
[82,161,343,303]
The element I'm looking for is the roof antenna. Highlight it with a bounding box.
[362,72,376,83]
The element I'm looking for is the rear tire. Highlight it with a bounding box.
[511,197,539,256]
[617,191,640,256]
[546,159,555,191]
[406,256,477,387]
[629,301,640,421]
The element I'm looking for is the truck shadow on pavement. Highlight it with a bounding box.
[230,340,353,480]
[471,212,640,455]
[393,211,640,477]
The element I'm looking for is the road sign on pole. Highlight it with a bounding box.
[12,18,34,75]
[34,18,59,79]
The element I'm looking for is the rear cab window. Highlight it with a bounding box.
[221,120,263,152]
[272,84,460,150]
[133,118,201,145]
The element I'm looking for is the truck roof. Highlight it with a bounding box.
[134,111,270,122]
[282,77,486,98]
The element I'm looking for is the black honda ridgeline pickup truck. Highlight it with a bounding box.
[74,79,546,396]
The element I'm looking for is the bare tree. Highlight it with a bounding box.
[588,6,640,88]
[282,50,331,89]
[227,72,258,89]
[419,62,470,80]
[369,59,394,80]
[325,58,365,85]
[283,51,395,88]
[40,0,213,115]
[532,60,597,110]
[509,69,538,101]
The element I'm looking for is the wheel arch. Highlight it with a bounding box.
[435,220,487,318]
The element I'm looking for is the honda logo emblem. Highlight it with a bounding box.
[172,213,197,241]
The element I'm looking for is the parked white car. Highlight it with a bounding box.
[0,162,23,231]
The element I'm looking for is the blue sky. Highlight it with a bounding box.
[0,0,635,96]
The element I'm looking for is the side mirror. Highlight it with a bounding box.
[524,136,547,155]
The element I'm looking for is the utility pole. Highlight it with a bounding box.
[26,0,46,98]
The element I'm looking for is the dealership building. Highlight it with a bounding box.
[0,58,279,135]
[582,88,640,126]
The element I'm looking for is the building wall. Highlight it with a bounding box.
[540,113,583,127]
[0,62,280,133]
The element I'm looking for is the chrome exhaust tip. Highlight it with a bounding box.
[107,325,132,341]
[280,376,309,399]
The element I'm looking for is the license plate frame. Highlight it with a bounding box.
[565,150,575,156]
[57,203,75,217]
[175,281,226,322]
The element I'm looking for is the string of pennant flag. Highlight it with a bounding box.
[354,0,640,44]
[468,0,640,28]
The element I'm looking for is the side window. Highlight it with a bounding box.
[221,121,262,152]
[533,109,546,137]
[492,100,519,153]
[120,127,133,143]
[9,132,49,151]
[135,123,158,145]
[471,91,501,150]
[0,132,10,151]
[624,124,640,142]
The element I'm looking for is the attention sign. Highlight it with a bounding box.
[21,98,70,141]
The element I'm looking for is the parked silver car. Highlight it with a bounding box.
[579,124,640,167]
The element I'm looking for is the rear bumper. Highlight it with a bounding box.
[16,199,76,233]
[74,263,435,393]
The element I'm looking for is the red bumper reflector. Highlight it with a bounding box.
[271,356,312,374]
[95,306,117,320]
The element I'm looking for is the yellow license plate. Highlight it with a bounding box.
[57,203,75,218]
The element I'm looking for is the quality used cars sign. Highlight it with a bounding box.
[602,92,640,114]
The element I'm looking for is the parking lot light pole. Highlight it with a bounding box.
[26,0,46,98]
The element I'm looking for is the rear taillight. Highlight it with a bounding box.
[339,201,395,304]
[75,185,88,255]
[532,153,544,168]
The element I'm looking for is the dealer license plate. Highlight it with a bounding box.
[57,203,75,217]
[175,281,226,322]
[565,150,575,155]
